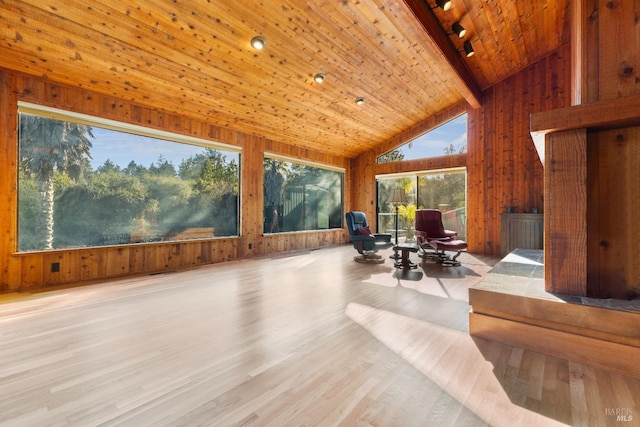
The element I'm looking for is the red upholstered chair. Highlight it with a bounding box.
[414,209,466,265]
[414,209,457,245]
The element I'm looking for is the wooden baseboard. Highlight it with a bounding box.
[469,287,640,348]
[469,312,640,379]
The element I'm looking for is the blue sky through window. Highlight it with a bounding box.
[380,113,467,162]
[89,127,207,170]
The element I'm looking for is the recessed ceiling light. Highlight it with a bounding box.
[250,36,266,50]
[355,97,365,105]
[314,73,326,83]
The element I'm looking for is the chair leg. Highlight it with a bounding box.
[429,248,452,264]
[439,250,463,267]
[418,244,440,260]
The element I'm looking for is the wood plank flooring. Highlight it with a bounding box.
[0,245,638,426]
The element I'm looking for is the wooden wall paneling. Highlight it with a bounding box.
[519,65,534,213]
[173,243,191,269]
[161,243,180,270]
[497,78,512,212]
[623,129,640,297]
[143,245,162,274]
[531,59,546,210]
[545,129,587,296]
[571,0,585,103]
[0,69,347,292]
[467,85,497,255]
[173,243,188,269]
[597,0,638,101]
[101,96,130,124]
[182,241,200,265]
[349,153,377,229]
[509,65,525,201]
[105,247,131,277]
[587,128,640,298]
[290,235,302,252]
[193,241,207,265]
[19,253,42,289]
[466,100,487,254]
[584,0,600,103]
[240,133,264,258]
[41,251,70,286]
[226,239,239,262]
[520,61,537,214]
[293,234,304,252]
[78,249,101,282]
[176,242,198,268]
[374,153,466,177]
[0,70,18,292]
[263,235,280,254]
[129,245,151,275]
[204,240,217,264]
[586,132,601,297]
[466,45,571,257]
[64,251,86,284]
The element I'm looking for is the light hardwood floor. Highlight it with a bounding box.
[0,245,638,426]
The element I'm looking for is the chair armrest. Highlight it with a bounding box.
[349,234,376,242]
[372,233,392,243]
[444,230,458,238]
[350,234,377,252]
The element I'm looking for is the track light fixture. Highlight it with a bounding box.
[355,97,365,105]
[250,36,266,50]
[314,73,326,83]
[452,22,466,38]
[435,0,452,11]
[463,41,475,57]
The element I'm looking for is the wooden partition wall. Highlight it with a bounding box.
[466,45,572,256]
[531,0,640,299]
[0,70,351,292]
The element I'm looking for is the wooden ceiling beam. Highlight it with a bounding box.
[402,0,482,108]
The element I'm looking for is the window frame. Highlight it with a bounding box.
[263,153,345,234]
[17,102,242,252]
[376,167,467,240]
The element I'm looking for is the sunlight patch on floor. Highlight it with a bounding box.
[345,302,569,427]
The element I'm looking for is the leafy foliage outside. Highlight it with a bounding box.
[18,114,239,251]
[263,158,343,233]
[377,171,466,240]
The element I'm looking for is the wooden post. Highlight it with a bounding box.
[544,129,587,296]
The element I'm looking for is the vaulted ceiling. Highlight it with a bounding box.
[0,0,570,158]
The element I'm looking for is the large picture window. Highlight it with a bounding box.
[263,155,343,233]
[17,103,240,252]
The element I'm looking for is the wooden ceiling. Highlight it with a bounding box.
[0,0,570,158]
